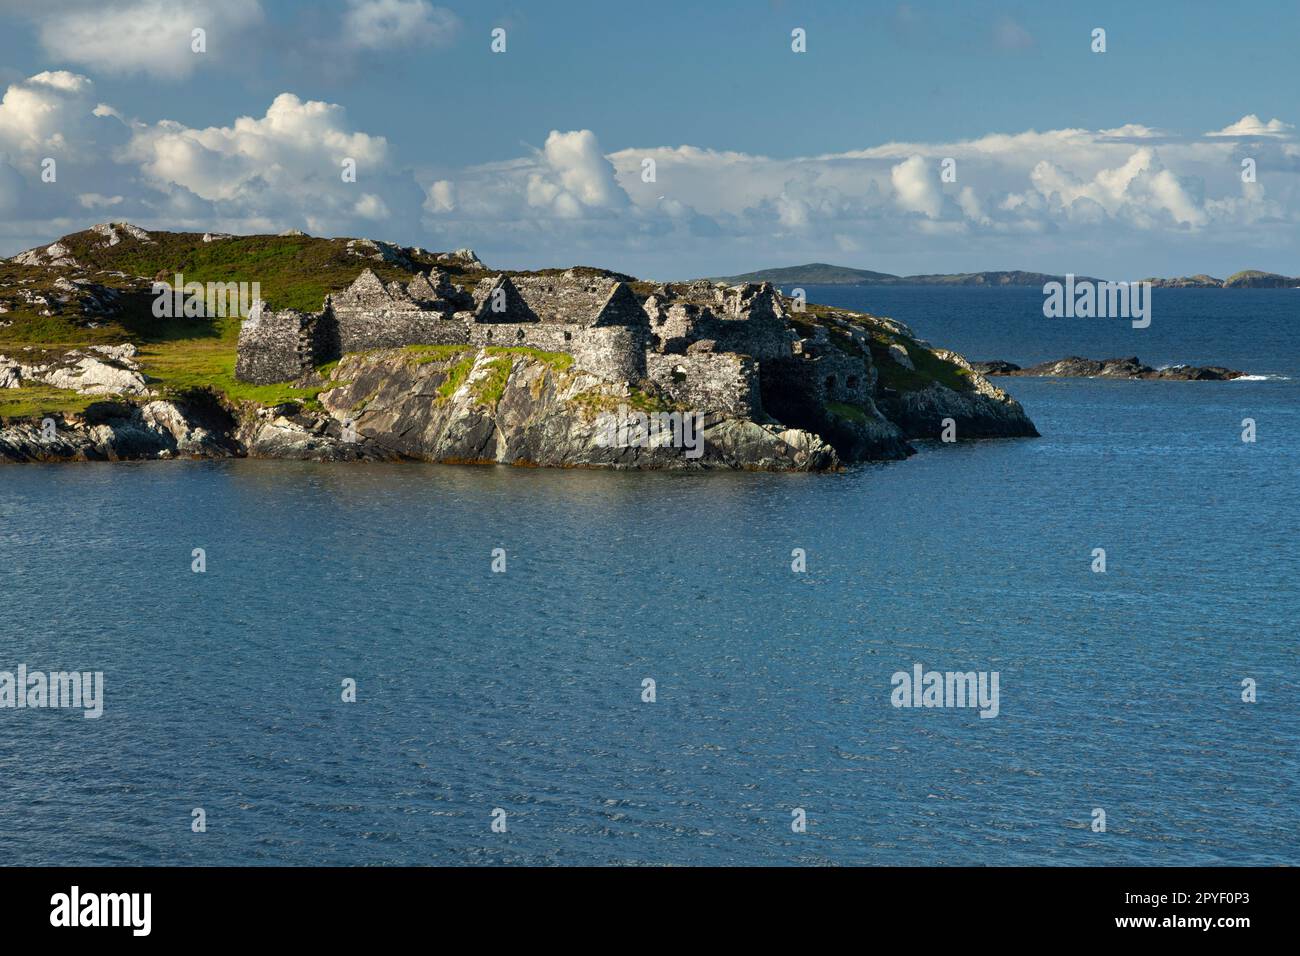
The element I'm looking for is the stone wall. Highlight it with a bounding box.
[712,283,796,361]
[645,283,794,361]
[644,352,761,418]
[235,310,313,385]
[237,271,675,388]
[467,321,581,351]
[575,326,647,384]
[333,308,469,354]
[763,349,872,408]
[509,275,611,323]
[709,313,795,362]
[471,276,540,323]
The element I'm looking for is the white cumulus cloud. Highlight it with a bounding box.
[891,155,943,218]
[22,0,264,79]
[1206,115,1294,138]
[342,0,459,51]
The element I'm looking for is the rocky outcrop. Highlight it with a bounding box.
[346,238,418,269]
[236,404,385,461]
[0,395,238,462]
[972,356,1246,381]
[9,223,152,267]
[3,349,838,469]
[9,241,81,269]
[875,350,1039,440]
[0,345,149,395]
[89,222,154,247]
[315,348,837,471]
[437,248,487,270]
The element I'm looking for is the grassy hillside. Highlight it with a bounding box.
[1222,270,1299,288]
[0,226,501,420]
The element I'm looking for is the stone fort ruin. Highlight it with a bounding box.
[234,263,875,419]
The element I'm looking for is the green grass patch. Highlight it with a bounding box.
[135,339,328,409]
[868,333,971,393]
[404,343,471,366]
[470,356,514,407]
[484,346,573,371]
[0,383,90,421]
[436,354,477,401]
[0,312,126,347]
[826,401,870,423]
[567,386,674,419]
[43,231,473,313]
[1,330,328,421]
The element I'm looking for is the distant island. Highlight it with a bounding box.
[971,356,1246,381]
[710,262,1300,289]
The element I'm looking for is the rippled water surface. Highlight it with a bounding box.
[1,288,1296,865]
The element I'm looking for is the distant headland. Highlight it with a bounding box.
[709,262,1300,289]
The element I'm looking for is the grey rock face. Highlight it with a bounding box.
[0,396,238,463]
[315,349,837,471]
[888,342,915,370]
[237,404,384,461]
[89,222,154,246]
[437,248,486,270]
[875,352,1039,441]
[0,359,21,389]
[9,346,149,396]
[875,383,1040,441]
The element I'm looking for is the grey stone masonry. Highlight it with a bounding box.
[235,266,821,427]
[235,305,320,385]
[645,281,795,361]
[472,275,540,323]
[645,352,761,418]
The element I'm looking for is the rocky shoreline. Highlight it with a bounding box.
[971,356,1246,381]
[1,341,1036,469]
[1,223,1040,471]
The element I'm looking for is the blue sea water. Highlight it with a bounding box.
[1,287,1296,866]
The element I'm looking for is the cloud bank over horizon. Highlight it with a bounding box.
[0,64,1297,279]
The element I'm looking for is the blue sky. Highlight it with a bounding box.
[1,0,1298,279]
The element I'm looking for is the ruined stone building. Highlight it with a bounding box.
[235,265,875,420]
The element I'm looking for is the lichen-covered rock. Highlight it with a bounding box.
[0,396,238,463]
[18,348,149,396]
[316,348,837,471]
[0,357,21,389]
[236,404,386,461]
[888,342,915,370]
